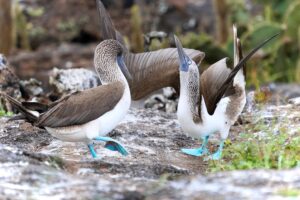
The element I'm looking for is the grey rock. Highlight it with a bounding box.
[163,169,300,200]
[269,83,300,103]
[0,104,299,199]
[144,93,178,113]
[20,78,44,97]
[0,55,22,112]
[49,67,101,95]
[288,97,300,105]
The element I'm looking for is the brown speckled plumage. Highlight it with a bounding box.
[226,85,245,122]
[94,40,124,84]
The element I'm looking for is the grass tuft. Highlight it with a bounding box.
[209,122,300,172]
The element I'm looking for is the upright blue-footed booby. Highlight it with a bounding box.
[96,0,205,100]
[1,39,131,158]
[174,27,278,160]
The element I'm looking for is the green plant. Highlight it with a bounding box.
[232,0,300,83]
[0,106,13,117]
[130,5,144,53]
[208,121,300,172]
[12,1,30,50]
[181,32,230,66]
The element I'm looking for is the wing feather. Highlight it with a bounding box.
[200,58,231,115]
[125,48,204,99]
[96,0,126,46]
[36,82,124,128]
[201,33,279,115]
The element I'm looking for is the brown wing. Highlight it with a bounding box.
[202,33,279,115]
[36,82,124,128]
[200,58,231,115]
[125,48,204,100]
[96,0,126,46]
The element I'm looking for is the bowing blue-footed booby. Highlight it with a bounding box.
[1,39,131,158]
[174,27,278,160]
[96,0,205,100]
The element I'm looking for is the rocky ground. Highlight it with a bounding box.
[0,99,299,199]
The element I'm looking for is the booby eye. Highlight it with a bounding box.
[188,60,192,65]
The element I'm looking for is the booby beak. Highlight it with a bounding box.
[117,55,132,80]
[174,35,192,72]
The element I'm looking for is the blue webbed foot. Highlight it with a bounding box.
[88,144,98,158]
[210,140,225,160]
[181,136,210,157]
[94,136,129,156]
[211,150,222,160]
[181,147,208,156]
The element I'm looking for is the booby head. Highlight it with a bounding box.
[174,35,197,72]
[94,39,131,83]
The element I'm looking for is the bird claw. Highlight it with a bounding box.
[181,147,208,157]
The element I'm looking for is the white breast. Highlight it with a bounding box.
[46,86,131,142]
[177,95,230,139]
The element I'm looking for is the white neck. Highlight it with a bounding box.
[178,64,200,120]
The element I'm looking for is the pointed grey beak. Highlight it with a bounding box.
[117,55,132,80]
[174,35,191,72]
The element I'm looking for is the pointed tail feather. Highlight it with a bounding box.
[0,92,38,123]
[233,25,246,78]
[233,25,239,66]
[237,39,246,77]
[211,33,280,113]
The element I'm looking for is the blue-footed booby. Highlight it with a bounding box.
[96,0,205,100]
[174,27,278,160]
[1,39,131,158]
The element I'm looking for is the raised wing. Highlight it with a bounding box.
[125,48,204,99]
[96,0,126,46]
[202,33,279,115]
[200,58,231,115]
[36,82,124,128]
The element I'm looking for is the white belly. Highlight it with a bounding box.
[177,96,230,139]
[46,88,131,142]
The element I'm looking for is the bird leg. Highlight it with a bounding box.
[181,135,209,156]
[94,136,129,156]
[211,139,225,160]
[87,143,98,158]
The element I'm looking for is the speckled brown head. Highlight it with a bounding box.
[94,39,131,84]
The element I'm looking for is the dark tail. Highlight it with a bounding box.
[0,92,38,123]
[212,32,280,110]
[237,39,246,77]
